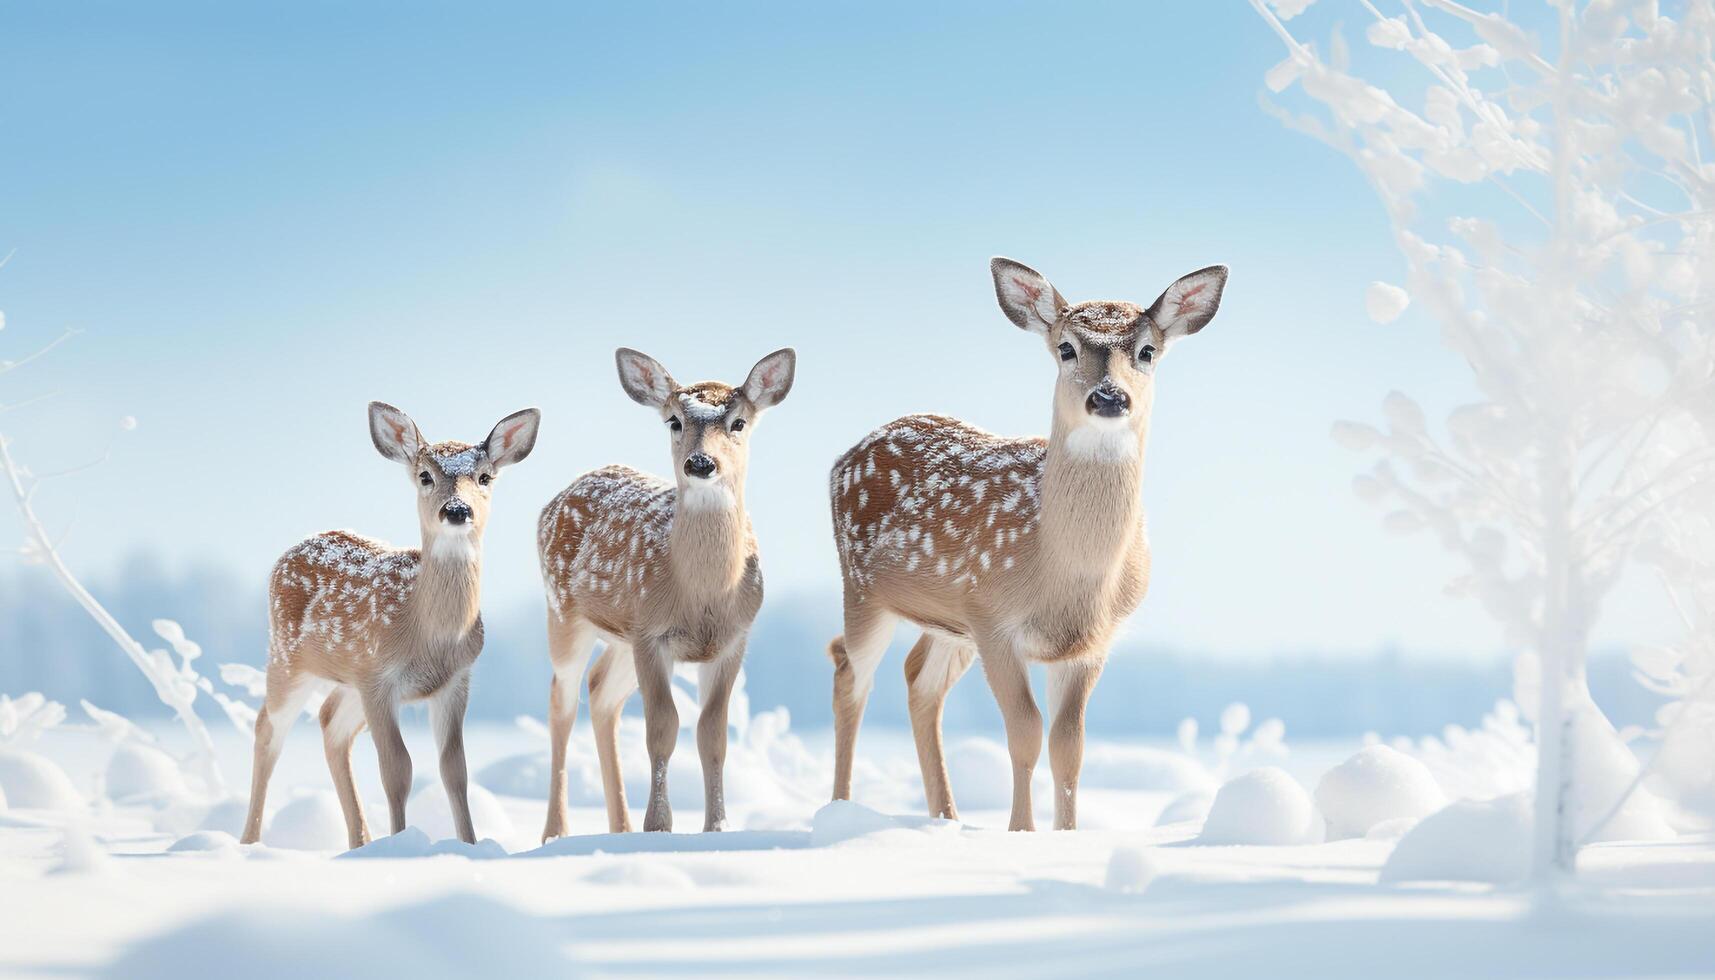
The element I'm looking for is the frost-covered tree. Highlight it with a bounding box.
[2,317,254,796]
[1249,0,1715,879]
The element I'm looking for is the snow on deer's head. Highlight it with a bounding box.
[368,401,540,557]
[616,347,795,510]
[991,257,1227,459]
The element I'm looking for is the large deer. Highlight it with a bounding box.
[828,258,1226,831]
[538,347,795,838]
[240,402,540,849]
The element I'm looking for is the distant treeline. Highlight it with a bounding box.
[0,558,1663,739]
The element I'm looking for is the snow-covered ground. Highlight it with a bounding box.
[2,717,1712,979]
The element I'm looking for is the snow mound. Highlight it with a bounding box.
[1379,793,1531,884]
[407,783,515,844]
[100,892,581,978]
[167,831,242,857]
[51,825,112,875]
[583,860,696,889]
[104,743,187,803]
[0,747,83,811]
[264,791,349,851]
[1197,767,1317,845]
[1155,788,1215,827]
[810,800,953,846]
[946,737,1013,810]
[1105,845,1158,894]
[337,827,508,860]
[1315,745,1446,840]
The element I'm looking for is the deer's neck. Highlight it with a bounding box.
[1038,404,1151,570]
[669,485,750,594]
[412,533,483,641]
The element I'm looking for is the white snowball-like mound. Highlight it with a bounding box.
[1105,845,1158,893]
[103,892,583,977]
[168,831,242,858]
[197,798,250,837]
[1365,281,1410,323]
[407,783,515,844]
[810,800,949,846]
[264,791,349,851]
[1315,745,1446,840]
[1197,767,1317,845]
[0,747,83,811]
[51,825,112,875]
[583,860,696,889]
[1379,793,1531,884]
[338,827,508,860]
[946,737,1014,810]
[105,743,187,802]
[1155,788,1215,827]
[0,781,8,812]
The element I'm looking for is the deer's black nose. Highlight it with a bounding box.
[684,453,717,479]
[441,500,472,525]
[1086,386,1131,418]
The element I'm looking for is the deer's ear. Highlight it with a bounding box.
[991,257,1066,337]
[369,402,423,464]
[616,348,675,408]
[484,408,540,469]
[1147,265,1228,341]
[742,348,796,412]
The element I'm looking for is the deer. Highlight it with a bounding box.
[240,402,540,849]
[537,347,795,839]
[827,257,1227,831]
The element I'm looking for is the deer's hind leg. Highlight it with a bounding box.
[905,634,976,820]
[543,613,597,842]
[319,685,371,850]
[588,640,639,833]
[830,599,898,801]
[241,662,315,845]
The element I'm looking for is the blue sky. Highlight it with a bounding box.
[0,2,1665,656]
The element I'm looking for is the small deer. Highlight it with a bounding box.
[828,258,1226,831]
[538,348,795,838]
[240,402,540,849]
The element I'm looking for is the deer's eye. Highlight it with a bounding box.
[478,473,492,487]
[1058,342,1076,362]
[418,471,433,487]
[1138,345,1156,364]
[668,416,682,432]
[731,418,746,433]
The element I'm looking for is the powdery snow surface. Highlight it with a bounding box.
[2,724,1714,979]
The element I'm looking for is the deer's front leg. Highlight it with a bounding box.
[1046,657,1103,831]
[977,646,1042,832]
[362,686,412,836]
[696,652,743,832]
[633,639,679,832]
[431,669,476,844]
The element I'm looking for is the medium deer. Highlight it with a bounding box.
[828,258,1227,831]
[538,347,795,838]
[240,402,540,849]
